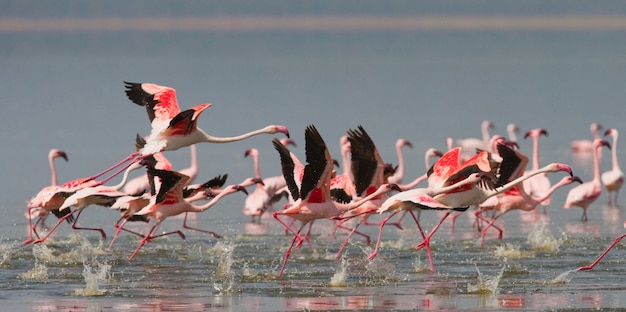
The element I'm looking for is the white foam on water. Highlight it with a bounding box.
[467,265,505,295]
[527,221,561,252]
[329,256,349,287]
[544,269,575,285]
[72,260,111,296]
[493,243,535,259]
[212,241,237,293]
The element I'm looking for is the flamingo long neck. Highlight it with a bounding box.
[200,126,274,143]
[611,132,620,171]
[187,144,199,182]
[251,149,261,179]
[336,185,392,212]
[391,140,406,183]
[194,187,237,212]
[531,134,541,171]
[49,153,59,186]
[485,166,560,200]
[532,178,574,205]
[592,143,602,183]
[399,174,427,191]
[481,122,491,144]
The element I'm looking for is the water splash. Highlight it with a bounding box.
[73,259,111,296]
[19,244,52,280]
[212,241,237,293]
[527,221,561,252]
[493,243,535,259]
[0,241,18,265]
[544,269,575,285]
[467,265,505,294]
[412,255,430,274]
[329,256,349,287]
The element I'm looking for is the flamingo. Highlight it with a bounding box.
[128,168,248,260]
[564,139,611,222]
[242,139,295,222]
[370,172,490,272]
[123,81,290,155]
[387,138,414,184]
[123,151,173,195]
[477,175,582,246]
[571,122,603,152]
[30,161,144,243]
[24,149,74,243]
[391,145,574,272]
[271,125,400,276]
[109,174,230,249]
[601,128,623,206]
[577,221,626,271]
[456,120,494,159]
[522,128,552,206]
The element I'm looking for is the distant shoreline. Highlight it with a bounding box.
[3,15,626,32]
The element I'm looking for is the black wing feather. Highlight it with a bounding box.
[124,81,158,122]
[273,138,299,200]
[300,125,328,201]
[347,125,378,196]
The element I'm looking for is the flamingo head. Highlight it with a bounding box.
[604,128,618,137]
[551,163,573,176]
[49,149,68,161]
[593,139,611,151]
[523,128,549,139]
[279,138,297,147]
[397,138,413,149]
[244,148,259,158]
[570,176,584,184]
[272,125,290,138]
[234,185,249,195]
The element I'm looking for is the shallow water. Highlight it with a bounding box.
[3,198,626,311]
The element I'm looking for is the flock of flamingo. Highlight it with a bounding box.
[23,82,624,276]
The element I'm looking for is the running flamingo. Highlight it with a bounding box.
[271,125,400,276]
[564,139,610,222]
[34,161,144,242]
[477,175,582,246]
[24,149,74,243]
[601,128,623,206]
[371,172,490,272]
[128,168,248,260]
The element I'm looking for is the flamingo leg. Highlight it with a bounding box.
[22,207,37,245]
[407,210,426,239]
[273,212,305,243]
[334,219,369,260]
[415,212,452,273]
[578,232,626,271]
[71,209,106,239]
[449,211,464,234]
[278,222,307,277]
[295,221,315,251]
[33,209,79,244]
[86,152,141,182]
[182,212,221,238]
[368,211,399,261]
[109,217,146,250]
[479,213,504,247]
[128,224,159,261]
[364,210,405,230]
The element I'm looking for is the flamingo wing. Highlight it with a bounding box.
[273,138,300,200]
[124,81,181,123]
[149,168,189,204]
[301,125,331,201]
[347,125,381,196]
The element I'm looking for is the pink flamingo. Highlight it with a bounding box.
[128,168,248,260]
[370,172,490,272]
[456,120,494,159]
[477,175,582,246]
[32,161,144,243]
[522,128,552,206]
[271,125,400,276]
[123,81,290,155]
[601,128,623,206]
[123,151,173,195]
[578,221,626,271]
[403,145,573,272]
[564,139,611,222]
[24,149,73,242]
[571,122,603,153]
[242,139,295,222]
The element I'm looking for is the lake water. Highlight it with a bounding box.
[3,2,626,311]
